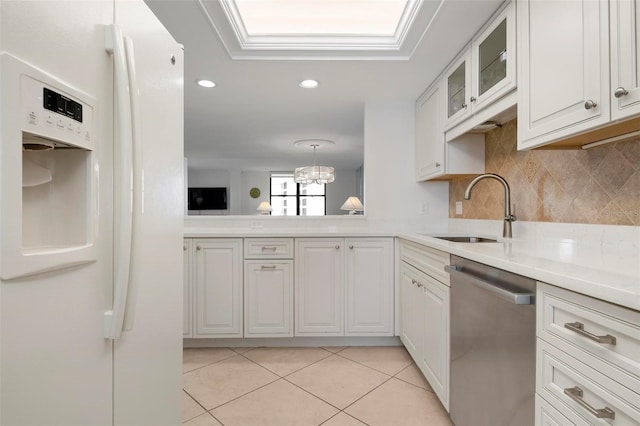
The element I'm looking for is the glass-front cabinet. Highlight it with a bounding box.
[445,48,472,128]
[444,0,516,130]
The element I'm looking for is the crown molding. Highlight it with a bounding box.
[197,0,443,60]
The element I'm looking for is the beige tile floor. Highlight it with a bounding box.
[183,346,452,426]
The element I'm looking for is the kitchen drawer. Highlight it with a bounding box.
[537,282,640,388]
[399,240,449,286]
[244,238,293,259]
[537,339,640,425]
[536,394,578,426]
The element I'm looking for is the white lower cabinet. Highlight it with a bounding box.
[535,283,640,425]
[295,237,394,337]
[295,238,344,336]
[419,272,449,407]
[399,240,450,411]
[183,239,192,338]
[345,238,394,336]
[244,260,293,337]
[193,239,243,337]
[183,236,394,340]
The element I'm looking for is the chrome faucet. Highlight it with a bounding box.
[464,173,516,238]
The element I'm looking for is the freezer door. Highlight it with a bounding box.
[112,1,184,425]
[0,1,115,425]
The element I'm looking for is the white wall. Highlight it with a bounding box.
[326,169,358,215]
[363,101,449,232]
[241,170,270,215]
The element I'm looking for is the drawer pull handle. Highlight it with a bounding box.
[564,321,617,345]
[261,246,277,251]
[563,387,615,419]
[260,265,277,270]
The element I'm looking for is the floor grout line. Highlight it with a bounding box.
[182,346,441,425]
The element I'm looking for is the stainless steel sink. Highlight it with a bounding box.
[432,236,498,243]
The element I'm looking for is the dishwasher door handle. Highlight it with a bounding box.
[445,265,534,305]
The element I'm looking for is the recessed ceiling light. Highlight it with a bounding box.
[197,79,216,88]
[299,79,319,89]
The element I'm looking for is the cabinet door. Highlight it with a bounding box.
[420,275,450,411]
[471,0,516,112]
[295,239,343,336]
[518,0,610,149]
[610,0,640,120]
[183,239,192,338]
[399,262,424,360]
[194,239,243,337]
[345,238,393,336]
[415,79,445,181]
[444,46,472,130]
[244,260,293,337]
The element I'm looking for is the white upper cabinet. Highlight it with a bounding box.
[518,0,612,149]
[416,80,446,180]
[610,0,640,120]
[471,1,516,112]
[415,78,484,182]
[444,1,517,134]
[444,47,473,129]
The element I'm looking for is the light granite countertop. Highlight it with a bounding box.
[398,232,640,312]
[182,221,640,311]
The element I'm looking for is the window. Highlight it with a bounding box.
[270,172,326,216]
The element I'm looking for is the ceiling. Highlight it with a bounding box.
[144,0,503,171]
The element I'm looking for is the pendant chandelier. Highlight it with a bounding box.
[293,139,335,184]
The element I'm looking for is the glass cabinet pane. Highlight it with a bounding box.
[478,18,507,96]
[447,62,466,118]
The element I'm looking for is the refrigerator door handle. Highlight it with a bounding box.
[121,34,143,332]
[104,24,135,340]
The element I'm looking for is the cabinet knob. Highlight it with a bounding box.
[196,246,201,251]
[470,96,476,103]
[614,87,628,98]
[183,245,187,251]
[335,245,340,250]
[461,103,467,109]
[349,245,354,249]
[261,265,277,270]
[584,100,597,110]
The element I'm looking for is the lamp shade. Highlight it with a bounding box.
[257,201,272,214]
[340,196,364,214]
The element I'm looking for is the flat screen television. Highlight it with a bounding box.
[188,187,227,210]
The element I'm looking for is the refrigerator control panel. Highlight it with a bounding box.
[21,74,94,151]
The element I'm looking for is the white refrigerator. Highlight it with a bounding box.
[0,1,184,424]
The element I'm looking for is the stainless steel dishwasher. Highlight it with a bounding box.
[446,255,536,426]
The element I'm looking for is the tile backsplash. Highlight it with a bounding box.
[449,119,640,226]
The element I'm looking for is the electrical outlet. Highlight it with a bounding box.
[420,202,428,214]
[455,201,463,215]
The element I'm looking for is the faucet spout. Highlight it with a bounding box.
[464,173,516,238]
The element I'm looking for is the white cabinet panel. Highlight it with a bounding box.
[183,239,192,338]
[244,260,293,337]
[194,239,243,337]
[345,238,393,336]
[295,239,343,336]
[518,0,610,149]
[399,262,423,359]
[611,0,640,120]
[420,273,450,410]
[415,80,445,181]
[399,240,451,411]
